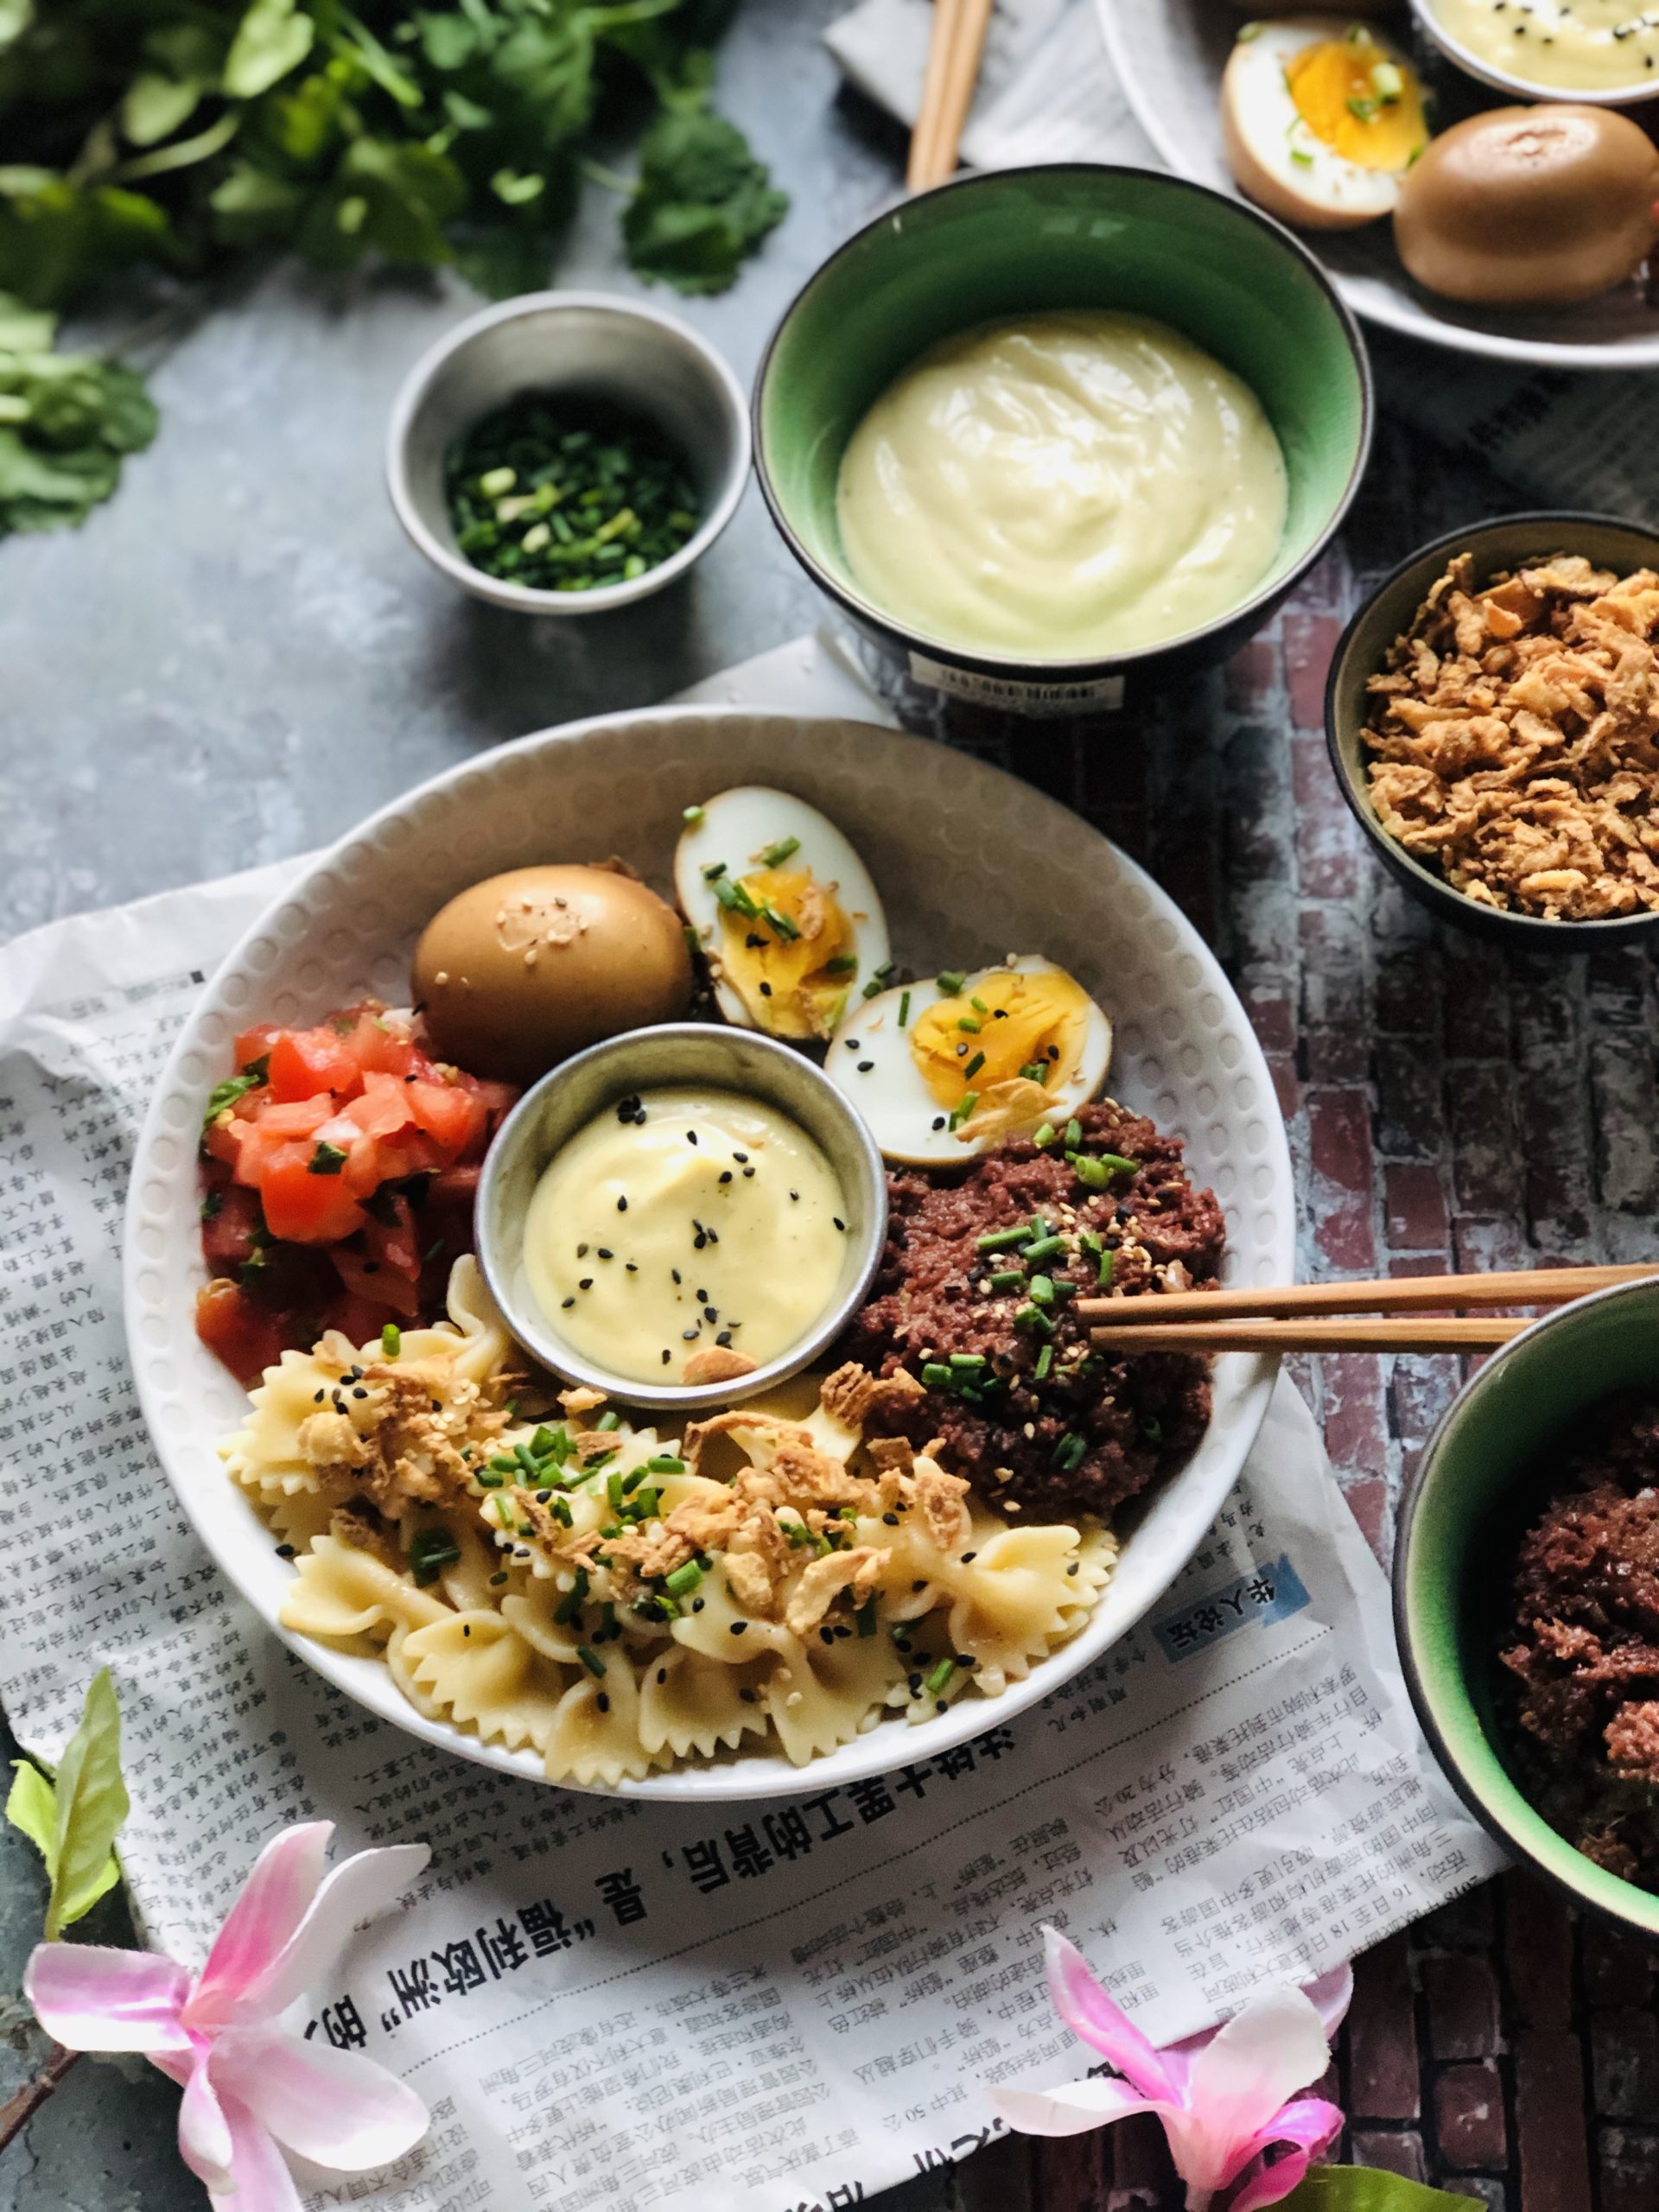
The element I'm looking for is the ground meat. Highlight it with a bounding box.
[1499,1393,1659,1889]
[835,1100,1224,1521]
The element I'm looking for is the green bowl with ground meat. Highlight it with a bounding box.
[1395,1274,1659,1935]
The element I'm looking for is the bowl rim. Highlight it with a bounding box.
[1393,1275,1659,1936]
[1409,0,1659,107]
[1324,505,1659,944]
[385,288,752,617]
[751,161,1376,678]
[474,1020,889,1412]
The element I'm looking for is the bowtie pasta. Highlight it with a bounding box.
[221,1257,1116,1785]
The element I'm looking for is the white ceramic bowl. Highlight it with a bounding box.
[1097,0,1659,369]
[385,291,750,614]
[124,708,1294,1802]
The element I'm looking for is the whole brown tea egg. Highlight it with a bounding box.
[413,864,693,1083]
[1395,107,1659,308]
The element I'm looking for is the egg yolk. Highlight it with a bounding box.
[1285,33,1426,170]
[717,865,857,1039]
[910,969,1090,1109]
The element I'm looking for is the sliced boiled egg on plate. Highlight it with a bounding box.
[676,787,891,1044]
[825,957,1114,1166]
[1222,18,1429,231]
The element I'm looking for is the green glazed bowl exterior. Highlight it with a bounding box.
[753,165,1372,709]
[1395,1277,1659,1936]
[1325,510,1659,949]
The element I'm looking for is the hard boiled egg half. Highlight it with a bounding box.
[676,788,891,1044]
[825,957,1114,1166]
[1223,19,1429,231]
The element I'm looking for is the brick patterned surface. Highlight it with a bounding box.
[919,416,1659,2209]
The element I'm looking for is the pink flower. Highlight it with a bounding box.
[25,1821,430,2212]
[989,1927,1351,2212]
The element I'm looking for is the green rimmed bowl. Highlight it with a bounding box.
[1395,1276,1659,1936]
[753,164,1372,715]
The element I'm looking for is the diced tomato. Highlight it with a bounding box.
[202,1114,246,1168]
[260,1152,369,1243]
[453,1078,518,1161]
[320,1289,406,1350]
[332,1244,423,1319]
[201,1183,265,1273]
[404,1077,486,1156]
[194,1280,293,1388]
[335,1009,420,1081]
[266,1027,361,1103]
[232,1023,283,1071]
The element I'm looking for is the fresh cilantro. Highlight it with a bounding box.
[622,110,786,295]
[0,297,157,537]
[200,1065,264,1133]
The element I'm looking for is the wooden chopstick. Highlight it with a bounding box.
[1090,1317,1532,1355]
[1076,1262,1657,1325]
[906,0,992,193]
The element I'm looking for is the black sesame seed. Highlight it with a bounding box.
[733,1151,748,1163]
[658,1668,667,1684]
[662,1350,671,1365]
[576,1243,588,1257]
[883,1511,899,1525]
[692,1597,706,1612]
[597,1248,613,1260]
[857,1060,874,1072]
[742,1166,755,1178]
[683,1326,700,1340]
[353,1386,368,1400]
[275,1542,296,1560]
[579,1277,594,1291]
[313,1389,325,1403]
[596,1693,610,1713]
[819,1626,836,1645]
[833,1217,846,1231]
[719,1170,733,1184]
[672,1269,682,1284]
[790,1189,800,1201]
[760,982,772,997]
[931,1116,946,1131]
[716,1330,733,1347]
[730,1621,747,1636]
[686,1130,698,1144]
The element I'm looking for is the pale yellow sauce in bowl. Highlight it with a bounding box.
[835,312,1287,661]
[1422,0,1659,93]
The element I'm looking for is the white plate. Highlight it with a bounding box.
[1097,0,1659,369]
[124,708,1293,1802]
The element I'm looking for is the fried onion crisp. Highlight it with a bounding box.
[1359,550,1659,920]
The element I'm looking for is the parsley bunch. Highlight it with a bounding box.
[0,293,157,536]
[0,0,786,309]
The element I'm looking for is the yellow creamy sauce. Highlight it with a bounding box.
[1430,0,1659,88]
[836,312,1287,659]
[523,1084,848,1384]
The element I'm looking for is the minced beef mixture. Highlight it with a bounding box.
[836,1100,1224,1522]
[1501,1393,1659,1888]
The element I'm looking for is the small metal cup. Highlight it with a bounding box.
[475,1023,888,1411]
[386,290,750,614]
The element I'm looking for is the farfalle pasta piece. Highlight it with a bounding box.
[541,1644,662,1787]
[766,1627,906,1764]
[398,1611,563,1756]
[638,1646,771,1760]
[278,1533,450,1647]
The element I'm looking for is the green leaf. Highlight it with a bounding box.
[0,346,156,535]
[117,110,240,186]
[5,1760,56,1863]
[0,175,176,312]
[0,0,33,57]
[0,289,54,349]
[453,224,551,300]
[487,12,598,155]
[622,108,785,295]
[209,161,309,246]
[1279,2171,1476,2212]
[44,1669,128,1937]
[122,72,206,150]
[223,0,315,101]
[419,10,483,71]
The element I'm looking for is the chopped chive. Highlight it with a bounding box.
[936,969,966,995]
[924,1657,957,1696]
[1027,1274,1055,1306]
[957,1016,982,1033]
[554,1567,590,1624]
[409,1529,461,1586]
[380,1323,401,1357]
[595,1409,621,1432]
[963,1051,985,1081]
[898,990,911,1027]
[576,1644,605,1678]
[969,995,988,1014]
[988,1268,1024,1291]
[1065,1118,1083,1149]
[1014,1305,1055,1337]
[1051,1433,1086,1471]
[1023,1235,1065,1264]
[1019,1061,1050,1085]
[976,1226,1030,1253]
[1033,1122,1056,1148]
[1098,1248,1116,1288]
[646,1453,686,1475]
[702,860,728,881]
[947,1090,978,1132]
[922,1362,953,1387]
[855,1596,878,1638]
[1034,1343,1054,1381]
[664,1558,703,1598]
[683,804,705,824]
[949,1352,986,1369]
[823,953,859,976]
[760,834,801,867]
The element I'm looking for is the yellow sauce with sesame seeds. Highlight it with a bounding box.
[522,1084,847,1385]
[1429,0,1659,89]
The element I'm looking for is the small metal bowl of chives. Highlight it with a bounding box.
[387,290,750,616]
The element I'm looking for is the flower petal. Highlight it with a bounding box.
[1224,2104,1344,2212]
[188,1823,334,2026]
[23,1944,191,2055]
[180,2052,236,2191]
[1184,1981,1335,2164]
[1304,1964,1354,2044]
[988,2078,1168,2139]
[210,2092,304,2212]
[213,2027,429,2171]
[1043,1927,1176,2099]
[242,1843,431,2019]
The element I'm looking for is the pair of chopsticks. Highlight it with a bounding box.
[906,0,994,193]
[1077,1264,1659,1355]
